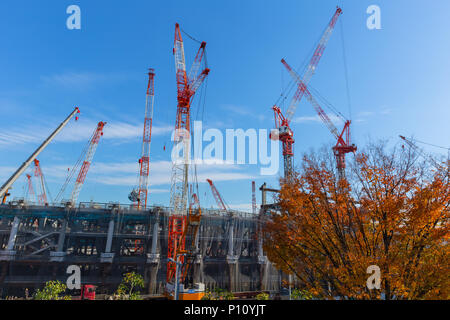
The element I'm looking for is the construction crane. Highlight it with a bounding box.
[33,159,49,206]
[0,107,80,201]
[25,174,36,204]
[166,23,209,300]
[271,7,342,181]
[129,69,156,210]
[399,135,449,171]
[206,179,231,215]
[281,59,356,180]
[55,121,106,206]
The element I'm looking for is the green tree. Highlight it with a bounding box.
[256,292,269,300]
[115,272,145,300]
[201,288,234,300]
[291,289,314,300]
[34,280,71,300]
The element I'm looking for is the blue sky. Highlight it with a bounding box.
[0,0,449,211]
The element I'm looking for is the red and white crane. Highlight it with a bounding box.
[281,59,356,180]
[206,179,230,214]
[70,122,106,205]
[271,7,342,180]
[129,69,155,210]
[56,121,106,205]
[166,23,209,300]
[25,174,36,203]
[33,159,49,206]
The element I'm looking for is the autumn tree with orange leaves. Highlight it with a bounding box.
[263,142,449,299]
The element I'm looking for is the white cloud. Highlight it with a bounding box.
[0,118,172,147]
[89,160,255,187]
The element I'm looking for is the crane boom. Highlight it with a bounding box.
[206,179,230,214]
[285,7,342,123]
[281,58,356,180]
[281,58,342,142]
[70,121,106,205]
[399,135,444,170]
[0,107,80,199]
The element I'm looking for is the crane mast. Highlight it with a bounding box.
[167,23,209,300]
[170,23,209,217]
[132,69,155,210]
[25,174,36,203]
[33,159,49,206]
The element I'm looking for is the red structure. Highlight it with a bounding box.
[25,174,35,203]
[167,23,209,294]
[132,69,155,210]
[206,179,229,214]
[281,59,356,179]
[70,122,106,204]
[271,7,342,180]
[33,159,48,206]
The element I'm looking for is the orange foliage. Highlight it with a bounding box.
[263,143,449,299]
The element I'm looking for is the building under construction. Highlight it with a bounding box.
[0,7,355,299]
[0,199,281,298]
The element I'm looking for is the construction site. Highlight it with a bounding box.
[0,4,448,300]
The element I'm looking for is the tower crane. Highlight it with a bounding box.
[129,69,156,210]
[281,59,356,180]
[55,121,106,206]
[271,7,342,181]
[166,23,209,300]
[0,107,80,201]
[33,159,49,206]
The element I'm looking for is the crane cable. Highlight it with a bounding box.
[55,127,95,202]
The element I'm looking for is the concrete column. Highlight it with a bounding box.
[0,217,20,261]
[50,219,67,262]
[146,217,160,294]
[101,219,115,263]
[105,219,114,252]
[6,217,20,251]
[147,219,160,263]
